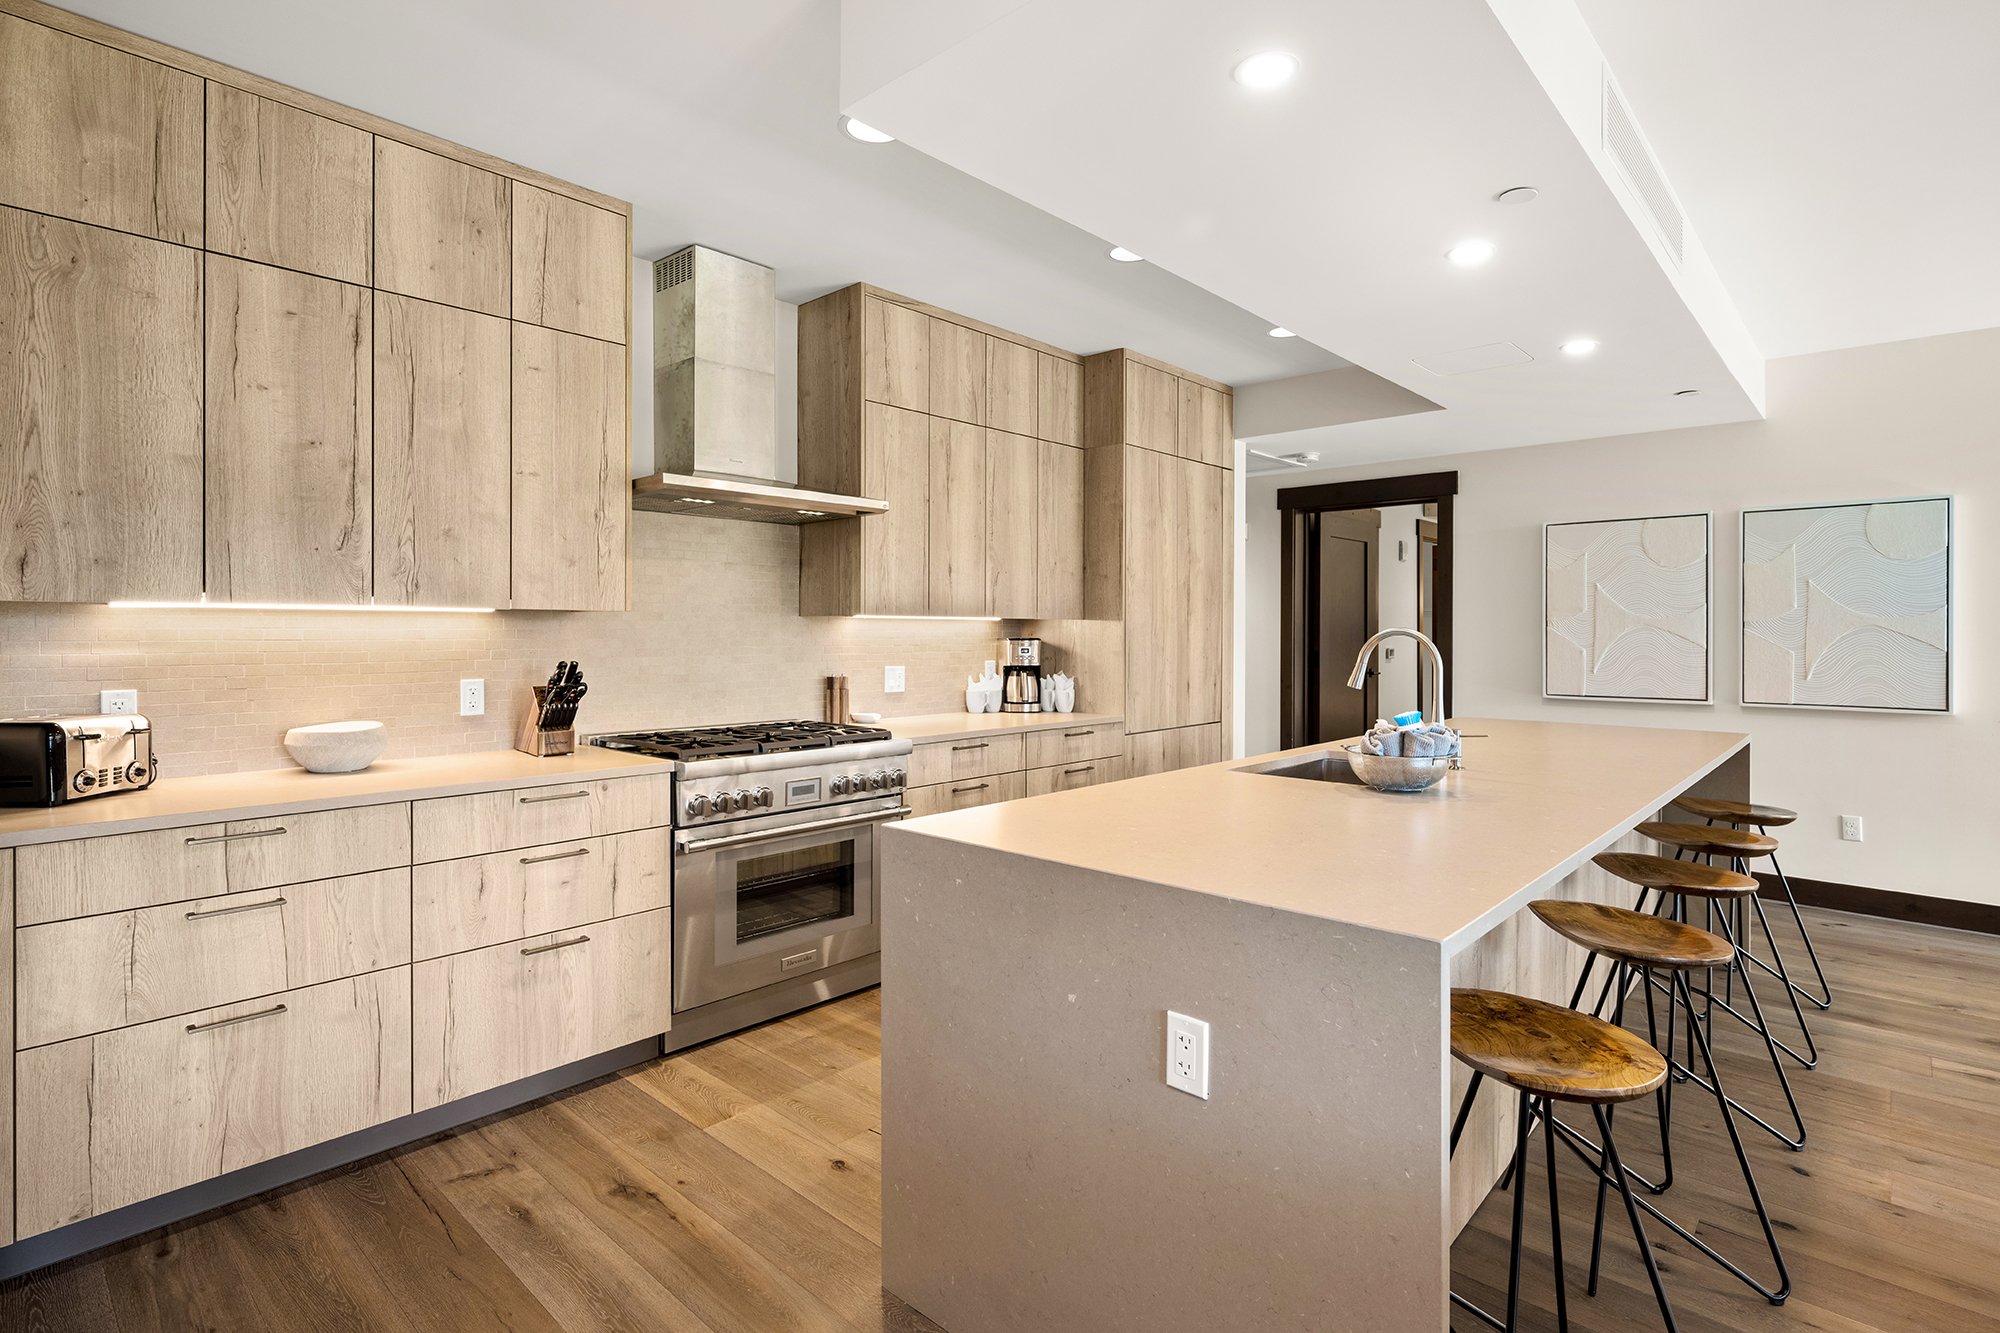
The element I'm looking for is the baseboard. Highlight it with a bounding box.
[1757,872,2000,937]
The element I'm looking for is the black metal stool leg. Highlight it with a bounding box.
[1765,845,1833,1009]
[1594,1104,1679,1332]
[1543,1096,1570,1333]
[1699,907,1809,1150]
[1505,1090,1533,1331]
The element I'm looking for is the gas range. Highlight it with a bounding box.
[589,720,913,828]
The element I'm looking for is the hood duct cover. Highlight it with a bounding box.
[636,245,885,524]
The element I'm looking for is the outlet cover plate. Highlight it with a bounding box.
[99,689,138,715]
[1840,814,1863,842]
[884,665,906,694]
[460,678,485,717]
[1166,1010,1210,1099]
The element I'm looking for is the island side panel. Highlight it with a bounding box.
[882,827,1450,1333]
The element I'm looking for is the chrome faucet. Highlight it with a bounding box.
[1347,628,1446,727]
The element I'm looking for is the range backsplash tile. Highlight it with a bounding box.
[0,515,1024,776]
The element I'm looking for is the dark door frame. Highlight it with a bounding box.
[1278,471,1458,748]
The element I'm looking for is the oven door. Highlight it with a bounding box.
[673,798,905,1012]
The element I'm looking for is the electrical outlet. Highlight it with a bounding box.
[1166,1010,1210,1099]
[460,678,485,717]
[884,665,906,694]
[99,689,138,715]
[1840,814,1863,843]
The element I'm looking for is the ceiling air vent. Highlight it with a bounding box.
[653,249,695,292]
[1601,68,1684,269]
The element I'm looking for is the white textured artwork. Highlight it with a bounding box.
[1545,513,1710,702]
[1741,499,1952,711]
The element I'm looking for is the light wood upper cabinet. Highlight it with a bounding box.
[1180,459,1227,725]
[985,429,1038,616]
[1177,379,1233,469]
[0,208,203,603]
[864,295,929,412]
[929,317,987,426]
[1122,446,1180,733]
[374,138,510,316]
[929,417,987,615]
[374,292,512,607]
[1036,441,1085,620]
[206,83,372,284]
[205,257,372,604]
[1124,360,1180,454]
[511,323,629,611]
[860,402,933,616]
[986,337,1039,438]
[1038,352,1082,446]
[0,14,202,244]
[511,180,626,344]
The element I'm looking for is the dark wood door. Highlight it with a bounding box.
[1314,510,1380,742]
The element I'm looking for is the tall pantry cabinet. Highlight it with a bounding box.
[0,2,631,610]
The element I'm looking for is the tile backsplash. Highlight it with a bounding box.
[0,515,1023,776]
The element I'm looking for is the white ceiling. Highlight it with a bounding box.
[1577,0,2000,359]
[59,0,1344,386]
[842,0,1769,465]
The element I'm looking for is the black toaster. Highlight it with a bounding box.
[0,714,157,807]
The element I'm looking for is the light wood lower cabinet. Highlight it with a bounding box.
[2,850,13,1245]
[906,733,1028,788]
[1024,721,1124,769]
[411,829,670,959]
[1024,757,1126,797]
[16,867,411,1049]
[1126,724,1223,779]
[906,770,1028,819]
[412,773,671,863]
[16,968,412,1238]
[411,907,670,1111]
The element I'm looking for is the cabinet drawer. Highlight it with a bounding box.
[1024,722,1124,770]
[17,803,411,925]
[906,733,1027,788]
[411,907,670,1111]
[412,773,671,862]
[411,828,670,960]
[1024,757,1126,798]
[17,867,411,1048]
[906,770,1028,819]
[16,968,411,1238]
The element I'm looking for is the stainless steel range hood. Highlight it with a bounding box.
[634,245,885,525]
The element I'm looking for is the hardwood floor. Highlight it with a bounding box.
[4,908,1996,1332]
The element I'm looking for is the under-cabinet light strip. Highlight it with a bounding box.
[108,601,496,614]
[852,615,1005,623]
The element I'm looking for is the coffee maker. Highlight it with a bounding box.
[1000,637,1043,713]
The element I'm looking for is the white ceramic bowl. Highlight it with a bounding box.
[284,720,387,773]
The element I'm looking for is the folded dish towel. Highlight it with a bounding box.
[1362,719,1460,759]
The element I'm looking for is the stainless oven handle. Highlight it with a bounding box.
[677,805,912,854]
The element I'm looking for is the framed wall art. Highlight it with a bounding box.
[1544,512,1711,703]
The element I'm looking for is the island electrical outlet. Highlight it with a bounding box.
[1166,1011,1210,1099]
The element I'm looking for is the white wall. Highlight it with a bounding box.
[1244,327,1994,905]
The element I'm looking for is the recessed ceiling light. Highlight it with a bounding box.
[1446,239,1496,267]
[1561,338,1599,356]
[841,117,895,144]
[1107,245,1144,263]
[1231,51,1299,90]
[1267,326,1296,338]
[1496,186,1540,205]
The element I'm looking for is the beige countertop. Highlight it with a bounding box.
[0,748,671,849]
[885,711,1123,744]
[887,717,1747,949]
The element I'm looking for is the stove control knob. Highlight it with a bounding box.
[726,790,748,812]
[686,794,710,817]
[753,786,774,809]
[889,769,906,788]
[829,776,849,796]
[869,770,889,791]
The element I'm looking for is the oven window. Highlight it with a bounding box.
[733,839,857,942]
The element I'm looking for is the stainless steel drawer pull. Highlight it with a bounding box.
[950,742,989,752]
[187,1003,287,1033]
[951,783,990,794]
[521,934,590,956]
[184,826,287,845]
[520,847,591,865]
[1063,766,1096,775]
[1063,730,1094,738]
[519,789,590,804]
[185,895,287,921]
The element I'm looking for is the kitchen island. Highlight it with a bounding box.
[879,717,1749,1333]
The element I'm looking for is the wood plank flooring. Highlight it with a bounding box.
[3,908,1996,1332]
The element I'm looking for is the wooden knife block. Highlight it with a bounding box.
[515,686,576,757]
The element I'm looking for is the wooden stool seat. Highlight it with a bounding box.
[1674,796,1797,827]
[1450,988,1668,1104]
[1531,899,1735,971]
[1638,820,1778,859]
[1594,850,1758,898]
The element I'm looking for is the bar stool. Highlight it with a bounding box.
[1675,796,1832,1012]
[1449,988,1677,1331]
[1637,821,1819,1071]
[1531,900,1791,1308]
[1594,851,1808,1152]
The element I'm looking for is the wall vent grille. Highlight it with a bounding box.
[1601,69,1684,268]
[654,248,695,293]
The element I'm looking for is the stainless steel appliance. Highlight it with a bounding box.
[0,713,156,807]
[1001,636,1043,713]
[590,720,912,1049]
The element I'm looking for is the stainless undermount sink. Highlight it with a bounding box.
[1235,750,1369,785]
